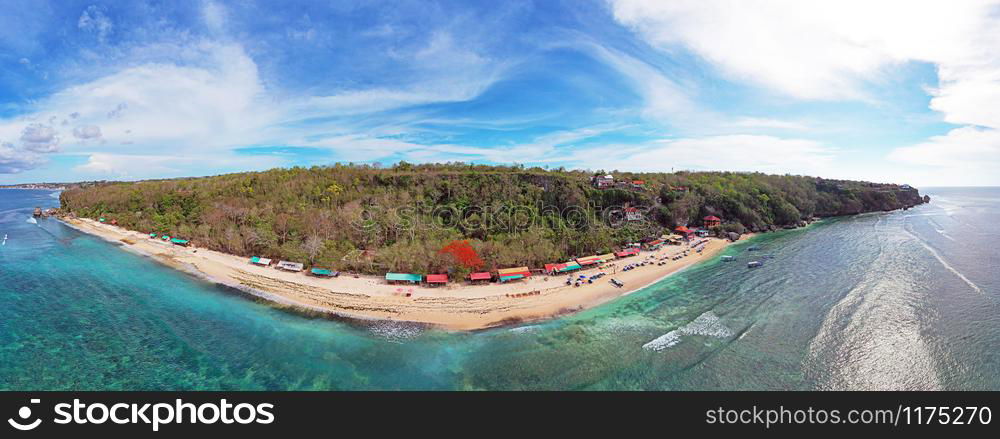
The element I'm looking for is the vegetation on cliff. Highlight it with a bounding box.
[59,163,924,276]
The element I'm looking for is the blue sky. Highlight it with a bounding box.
[1,0,999,186]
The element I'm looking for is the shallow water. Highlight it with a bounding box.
[1,188,997,390]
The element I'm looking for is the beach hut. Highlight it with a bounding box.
[642,239,665,250]
[674,226,695,239]
[615,248,640,258]
[98,217,106,223]
[469,272,492,283]
[161,235,171,241]
[560,261,582,273]
[545,262,582,275]
[170,238,189,246]
[386,273,422,284]
[250,257,272,266]
[310,268,337,277]
[149,233,157,239]
[497,266,531,283]
[425,274,448,286]
[276,261,304,272]
[703,215,722,228]
[576,255,604,266]
[543,261,578,274]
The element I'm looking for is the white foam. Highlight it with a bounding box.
[642,311,734,352]
[680,311,734,338]
[907,230,982,294]
[367,321,423,341]
[509,325,541,334]
[935,229,956,242]
[642,330,681,351]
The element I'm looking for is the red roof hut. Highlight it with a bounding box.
[426,274,449,286]
[469,272,492,282]
[674,226,695,238]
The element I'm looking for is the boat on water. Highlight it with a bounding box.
[748,261,762,268]
[747,245,760,251]
[721,255,734,261]
[2,234,6,246]
[26,217,37,225]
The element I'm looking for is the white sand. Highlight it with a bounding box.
[64,217,737,330]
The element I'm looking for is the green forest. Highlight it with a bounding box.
[59,163,926,276]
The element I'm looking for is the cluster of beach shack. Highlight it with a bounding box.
[239,235,699,288]
[92,212,726,288]
[148,232,190,247]
[93,215,196,248]
[248,256,341,278]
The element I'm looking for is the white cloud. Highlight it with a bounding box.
[609,0,997,101]
[888,126,1000,186]
[566,134,836,176]
[72,125,102,140]
[0,142,46,173]
[27,42,273,152]
[78,5,113,43]
[0,28,510,178]
[610,0,1000,183]
[582,42,704,126]
[21,123,60,152]
[201,1,227,33]
[75,152,284,180]
[732,117,808,131]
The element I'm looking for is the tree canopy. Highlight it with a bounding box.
[60,163,923,275]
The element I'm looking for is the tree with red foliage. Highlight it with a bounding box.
[439,240,484,269]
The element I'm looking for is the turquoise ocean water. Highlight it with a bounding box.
[1,188,998,390]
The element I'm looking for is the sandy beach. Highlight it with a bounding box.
[62,217,738,330]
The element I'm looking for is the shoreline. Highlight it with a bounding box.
[60,216,741,330]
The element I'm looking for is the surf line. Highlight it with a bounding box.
[906,230,982,294]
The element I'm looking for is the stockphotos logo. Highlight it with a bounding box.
[7,399,42,431]
[6,398,274,431]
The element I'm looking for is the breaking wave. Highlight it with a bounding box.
[642,330,682,351]
[642,311,733,352]
[367,321,424,341]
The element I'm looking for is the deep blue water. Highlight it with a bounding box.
[1,188,998,390]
